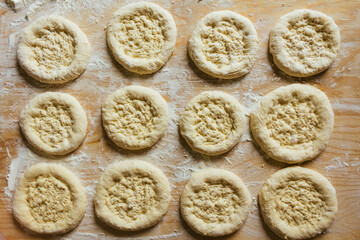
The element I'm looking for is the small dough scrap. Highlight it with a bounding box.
[102,85,168,150]
[94,160,171,231]
[180,168,251,237]
[13,163,86,234]
[107,1,177,74]
[270,9,340,77]
[20,92,88,155]
[250,84,334,163]
[180,91,245,155]
[188,11,259,79]
[259,167,337,240]
[17,15,90,84]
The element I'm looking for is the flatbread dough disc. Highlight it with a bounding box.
[259,167,337,240]
[250,84,334,163]
[180,168,251,237]
[107,1,177,74]
[102,85,168,150]
[13,163,86,234]
[94,160,171,231]
[188,10,258,79]
[17,15,90,84]
[180,91,245,155]
[270,9,340,77]
[20,92,88,155]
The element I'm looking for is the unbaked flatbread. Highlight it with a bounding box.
[259,167,337,240]
[13,163,86,234]
[107,1,177,74]
[20,92,87,155]
[270,9,340,77]
[94,160,171,231]
[188,10,258,79]
[250,84,334,163]
[17,15,90,84]
[102,85,168,150]
[180,91,245,155]
[180,168,251,237]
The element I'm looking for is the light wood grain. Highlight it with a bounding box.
[1,0,360,239]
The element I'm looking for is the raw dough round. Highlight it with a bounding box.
[259,167,337,240]
[188,11,258,79]
[107,1,177,74]
[13,163,86,234]
[180,91,245,155]
[17,15,90,84]
[94,160,171,231]
[180,168,251,237]
[20,92,88,155]
[102,85,168,150]
[270,9,340,77]
[250,84,334,163]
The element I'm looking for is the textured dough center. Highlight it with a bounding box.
[27,175,72,223]
[201,20,248,67]
[106,175,156,221]
[266,95,319,146]
[112,10,166,59]
[191,99,234,145]
[191,182,241,223]
[30,101,74,148]
[107,97,158,141]
[274,179,325,226]
[31,26,76,73]
[283,16,337,68]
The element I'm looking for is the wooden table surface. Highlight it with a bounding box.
[1,0,360,239]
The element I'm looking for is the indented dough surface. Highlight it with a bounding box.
[12,163,86,234]
[102,85,168,150]
[19,92,88,155]
[259,167,337,240]
[17,15,90,83]
[270,9,340,77]
[180,168,251,237]
[107,1,176,74]
[188,10,258,79]
[180,91,245,155]
[94,160,171,231]
[250,84,334,163]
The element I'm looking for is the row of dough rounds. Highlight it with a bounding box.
[13,161,337,239]
[20,84,334,164]
[17,2,340,84]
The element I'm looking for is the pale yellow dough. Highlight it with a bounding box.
[17,15,90,84]
[12,163,86,234]
[180,168,251,237]
[102,85,168,150]
[180,91,245,155]
[107,1,177,74]
[250,84,334,163]
[94,160,171,231]
[20,92,88,155]
[270,9,340,77]
[259,167,337,240]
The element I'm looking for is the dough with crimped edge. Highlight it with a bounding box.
[188,10,258,79]
[20,92,87,155]
[102,85,168,150]
[13,163,86,234]
[180,91,245,155]
[94,160,171,231]
[107,1,177,74]
[270,9,340,77]
[180,168,251,237]
[17,15,90,84]
[250,84,333,163]
[259,167,337,240]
